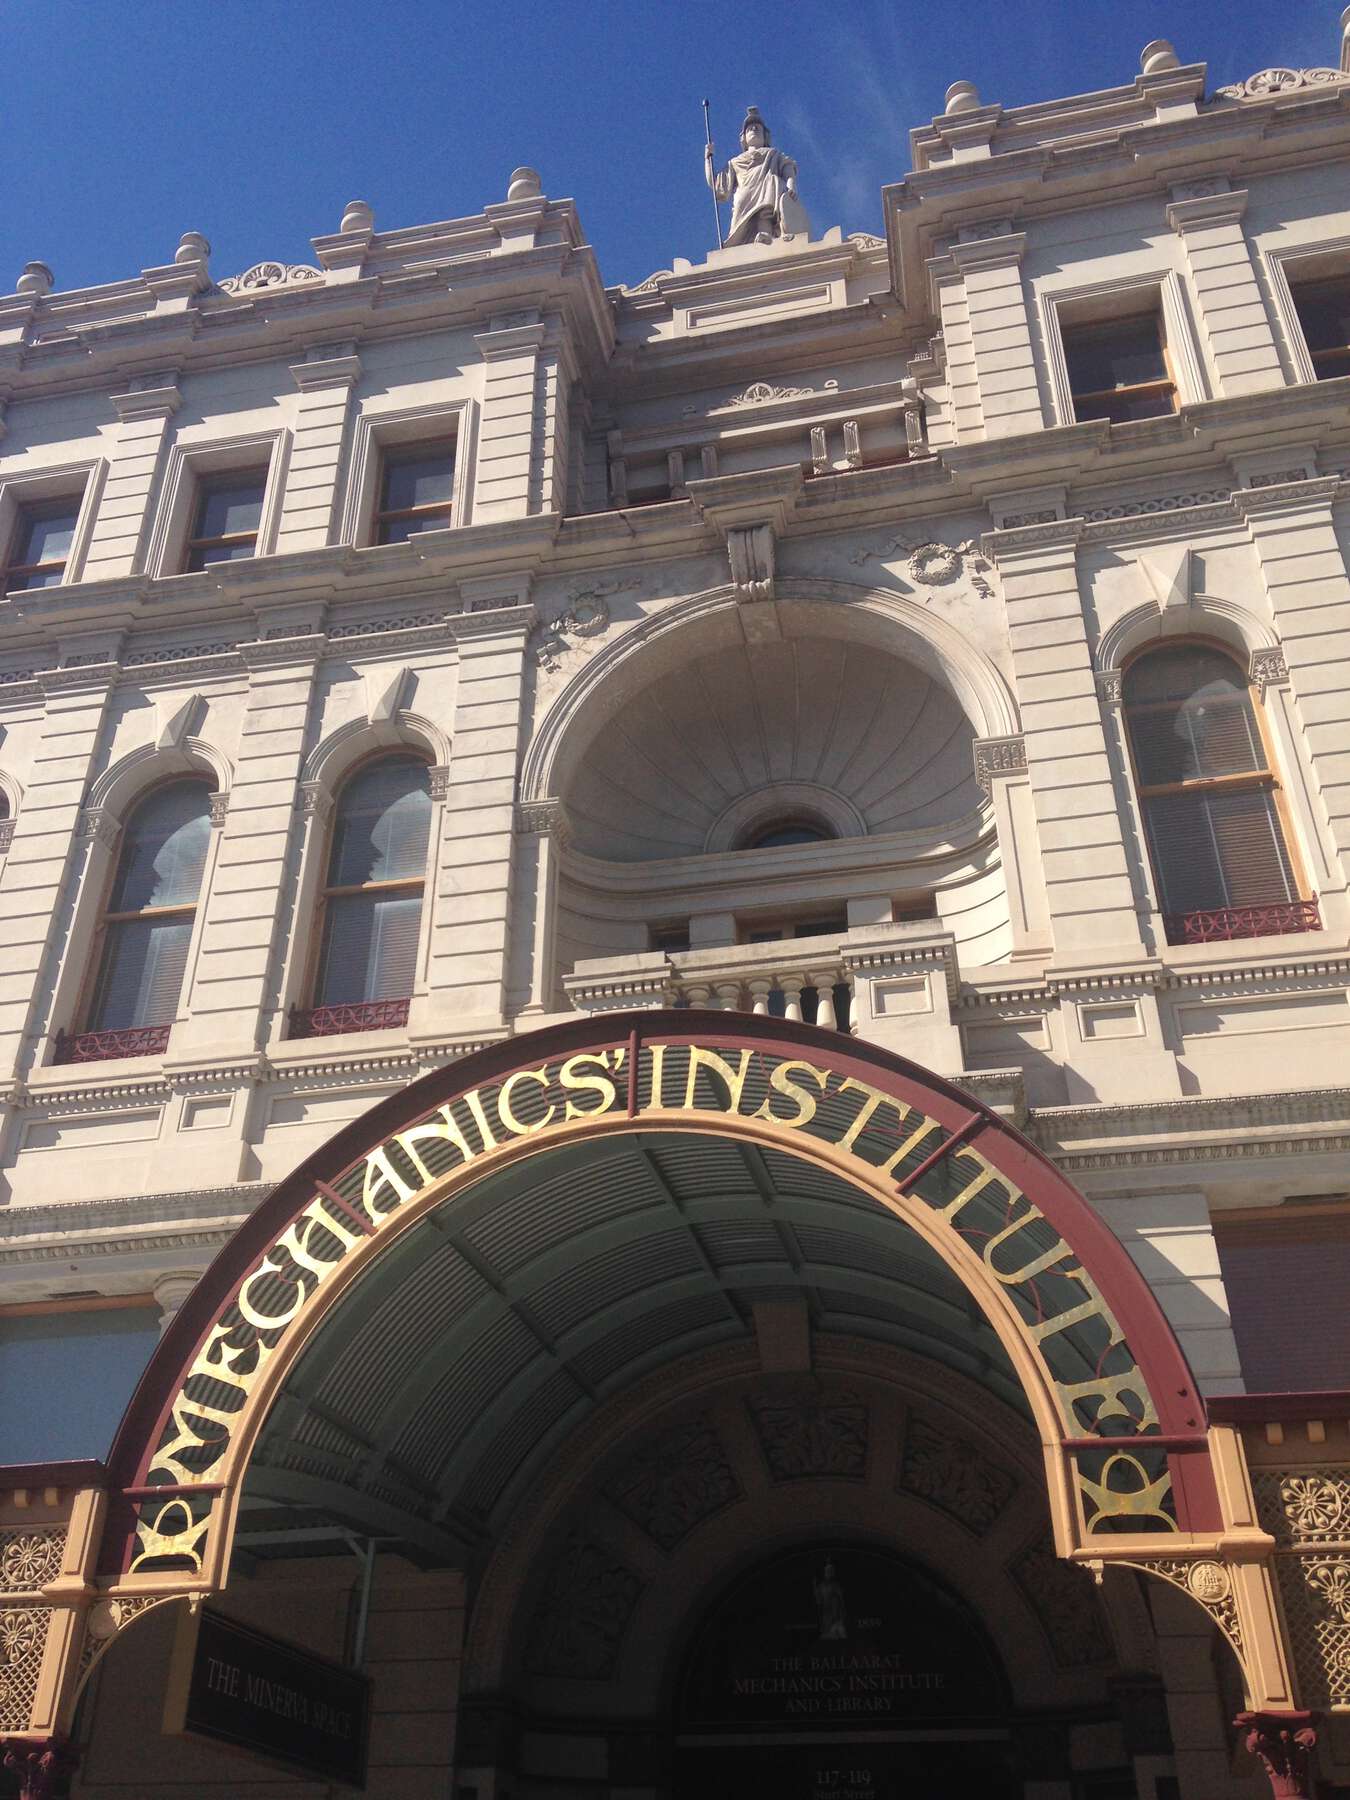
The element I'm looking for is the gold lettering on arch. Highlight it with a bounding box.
[132,1038,1170,1570]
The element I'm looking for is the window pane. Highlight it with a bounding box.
[1126,649,1265,785]
[1217,1225,1350,1390]
[1145,787,1296,914]
[6,563,68,591]
[15,506,77,568]
[109,783,212,912]
[327,758,432,887]
[88,914,194,1029]
[1,1308,160,1461]
[194,477,264,541]
[381,447,454,514]
[1293,283,1350,355]
[1065,315,1167,394]
[376,513,449,546]
[315,891,422,1004]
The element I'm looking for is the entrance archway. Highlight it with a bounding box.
[0,1012,1304,1794]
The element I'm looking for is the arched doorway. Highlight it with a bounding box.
[1,1013,1298,1796]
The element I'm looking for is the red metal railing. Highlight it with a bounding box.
[53,1023,172,1063]
[288,997,410,1038]
[1163,898,1321,945]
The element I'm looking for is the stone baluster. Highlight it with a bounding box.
[683,982,712,1010]
[811,969,839,1031]
[747,977,774,1016]
[778,973,805,1022]
[712,979,743,1012]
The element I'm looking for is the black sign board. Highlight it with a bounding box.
[164,1604,370,1789]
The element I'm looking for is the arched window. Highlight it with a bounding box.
[62,780,213,1060]
[296,754,432,1036]
[1123,644,1316,944]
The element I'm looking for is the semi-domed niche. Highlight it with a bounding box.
[563,633,982,863]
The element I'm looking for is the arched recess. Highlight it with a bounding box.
[521,578,1021,812]
[85,736,231,819]
[300,707,450,795]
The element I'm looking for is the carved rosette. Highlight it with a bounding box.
[0,1530,64,1593]
[1254,1467,1350,1710]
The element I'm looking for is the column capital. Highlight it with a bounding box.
[1234,1711,1317,1800]
[1,1738,81,1800]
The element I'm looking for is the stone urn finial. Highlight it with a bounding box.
[174,231,210,267]
[944,81,981,115]
[16,260,53,297]
[340,199,374,234]
[1140,39,1180,73]
[507,166,542,201]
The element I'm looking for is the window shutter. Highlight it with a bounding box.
[111,784,212,911]
[315,892,422,1006]
[327,758,431,887]
[89,916,194,1030]
[1145,788,1295,913]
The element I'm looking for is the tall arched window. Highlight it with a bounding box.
[1123,643,1316,944]
[294,754,432,1036]
[60,780,213,1061]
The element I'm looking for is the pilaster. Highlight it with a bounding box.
[982,518,1148,957]
[1235,478,1350,886]
[0,659,119,1091]
[274,343,361,553]
[1166,186,1285,398]
[472,315,555,522]
[510,798,569,1016]
[81,378,181,579]
[973,734,1051,956]
[166,629,324,1060]
[415,600,534,1036]
[947,230,1043,440]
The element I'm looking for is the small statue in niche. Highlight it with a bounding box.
[813,1558,848,1640]
[705,107,811,246]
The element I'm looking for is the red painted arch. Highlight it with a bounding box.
[102,1011,1220,1531]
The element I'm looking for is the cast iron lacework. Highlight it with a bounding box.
[1254,1466,1350,1708]
[603,1415,741,1550]
[747,1387,869,1480]
[523,1532,643,1680]
[1136,1558,1244,1656]
[0,1606,50,1732]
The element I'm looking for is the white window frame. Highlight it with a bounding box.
[1040,271,1209,428]
[146,428,290,578]
[1263,237,1350,387]
[0,459,106,591]
[340,398,477,548]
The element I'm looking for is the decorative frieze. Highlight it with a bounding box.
[1216,67,1350,99]
[604,1415,740,1550]
[523,1532,643,1680]
[973,734,1027,793]
[747,1387,869,1481]
[898,1414,1016,1535]
[850,532,993,596]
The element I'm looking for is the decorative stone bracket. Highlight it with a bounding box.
[686,464,804,603]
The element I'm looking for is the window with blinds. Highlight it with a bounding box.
[86,781,213,1032]
[312,755,432,1008]
[1122,644,1307,942]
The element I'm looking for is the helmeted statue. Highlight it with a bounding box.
[705,106,811,246]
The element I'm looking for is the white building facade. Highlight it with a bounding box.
[3,23,1350,1800]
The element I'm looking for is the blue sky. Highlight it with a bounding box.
[2,0,1342,296]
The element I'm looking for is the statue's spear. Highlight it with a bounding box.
[702,99,725,250]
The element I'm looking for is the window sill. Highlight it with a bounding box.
[1162,900,1321,946]
[52,1025,172,1064]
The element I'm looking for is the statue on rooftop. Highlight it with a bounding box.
[705,107,811,247]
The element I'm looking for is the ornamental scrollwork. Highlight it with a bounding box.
[78,1593,178,1684]
[530,577,635,673]
[747,1388,869,1481]
[1306,1559,1350,1623]
[725,378,832,408]
[1216,67,1348,99]
[604,1416,740,1550]
[849,533,993,597]
[1008,1535,1112,1668]
[1137,1557,1244,1656]
[0,1529,64,1592]
[898,1414,1016,1535]
[523,1533,643,1680]
[217,262,323,294]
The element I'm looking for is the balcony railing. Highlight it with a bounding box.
[288,998,411,1038]
[1163,899,1321,946]
[53,1023,171,1063]
[678,971,853,1033]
